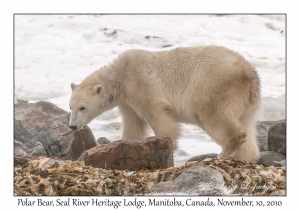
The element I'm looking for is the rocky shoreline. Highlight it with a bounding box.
[14,101,286,196]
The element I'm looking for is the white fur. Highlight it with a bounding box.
[69,46,261,162]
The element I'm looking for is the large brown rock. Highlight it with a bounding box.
[79,136,174,170]
[14,101,97,160]
[268,119,286,156]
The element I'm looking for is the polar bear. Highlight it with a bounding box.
[69,46,261,162]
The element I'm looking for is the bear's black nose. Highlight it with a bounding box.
[69,126,77,130]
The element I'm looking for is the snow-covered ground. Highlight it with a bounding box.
[14,15,285,166]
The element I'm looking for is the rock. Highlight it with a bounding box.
[14,101,97,160]
[187,153,218,162]
[79,136,173,170]
[97,137,111,145]
[268,119,286,155]
[257,151,286,167]
[102,122,122,130]
[256,121,275,151]
[151,166,228,195]
[273,160,286,167]
[15,99,28,105]
[174,149,189,156]
[256,120,286,154]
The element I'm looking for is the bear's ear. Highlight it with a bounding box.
[94,85,103,95]
[71,83,78,91]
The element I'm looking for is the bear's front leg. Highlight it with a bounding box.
[143,102,180,150]
[119,105,149,140]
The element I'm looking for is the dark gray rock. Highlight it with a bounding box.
[97,137,111,145]
[151,166,229,195]
[175,149,189,156]
[273,160,286,167]
[14,101,97,160]
[256,121,275,151]
[187,153,218,162]
[257,151,286,167]
[268,119,286,156]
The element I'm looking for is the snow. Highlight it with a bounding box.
[15,15,285,167]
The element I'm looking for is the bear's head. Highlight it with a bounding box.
[69,82,110,131]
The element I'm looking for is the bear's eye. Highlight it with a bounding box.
[70,106,72,110]
[79,107,85,111]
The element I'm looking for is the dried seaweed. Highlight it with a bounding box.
[185,158,286,195]
[14,157,285,196]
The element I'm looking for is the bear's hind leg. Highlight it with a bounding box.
[119,105,149,140]
[232,109,260,162]
[202,119,247,160]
